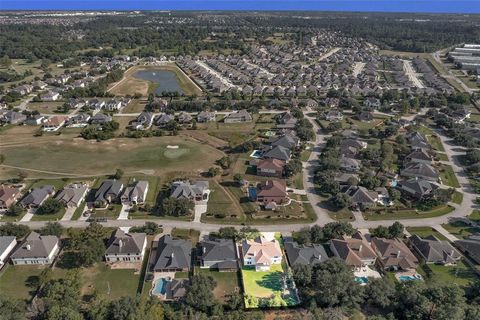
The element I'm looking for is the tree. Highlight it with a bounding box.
[214,227,238,240]
[292,264,312,287]
[0,223,30,238]
[365,278,396,308]
[331,193,351,209]
[113,168,124,180]
[208,166,221,177]
[0,55,12,68]
[7,204,23,216]
[129,222,161,235]
[238,226,260,240]
[76,237,106,267]
[161,198,194,217]
[36,198,62,215]
[322,222,356,241]
[186,274,217,312]
[0,294,26,320]
[233,173,243,185]
[38,222,64,237]
[109,296,137,320]
[284,159,302,178]
[216,156,232,169]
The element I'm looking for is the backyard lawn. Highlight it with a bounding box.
[79,264,140,300]
[422,261,478,287]
[198,269,240,302]
[241,264,299,308]
[427,135,445,152]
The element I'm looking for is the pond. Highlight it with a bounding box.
[133,69,184,95]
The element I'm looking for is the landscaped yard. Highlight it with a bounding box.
[452,191,464,205]
[171,228,200,245]
[205,179,244,222]
[198,268,240,302]
[441,221,480,239]
[31,207,66,221]
[427,135,445,152]
[439,164,461,188]
[241,264,299,308]
[421,261,478,287]
[406,227,447,240]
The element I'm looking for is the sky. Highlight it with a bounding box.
[1,0,480,13]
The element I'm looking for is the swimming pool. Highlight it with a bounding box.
[249,150,263,158]
[355,276,369,285]
[398,274,423,282]
[152,278,168,296]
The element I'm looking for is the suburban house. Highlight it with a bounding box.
[270,133,300,150]
[0,185,21,210]
[121,180,149,205]
[406,132,431,150]
[105,229,147,263]
[455,235,480,264]
[340,156,361,172]
[10,232,60,265]
[12,84,33,95]
[170,181,209,202]
[177,112,193,124]
[255,180,287,206]
[153,235,192,272]
[357,111,374,122]
[66,114,90,127]
[364,97,381,108]
[255,158,285,177]
[325,110,344,121]
[197,111,216,123]
[276,112,298,129]
[262,145,291,162]
[198,238,238,271]
[55,183,89,208]
[284,239,329,266]
[94,180,124,207]
[105,99,123,111]
[42,116,68,132]
[40,91,60,101]
[90,113,112,125]
[155,113,175,127]
[19,185,55,208]
[405,149,434,165]
[25,114,46,126]
[0,110,27,124]
[224,109,253,123]
[410,235,462,265]
[129,112,154,130]
[329,232,377,270]
[371,237,419,271]
[0,236,17,269]
[342,185,378,209]
[400,162,438,181]
[397,179,437,200]
[242,236,282,271]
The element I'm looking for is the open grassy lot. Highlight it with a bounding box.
[31,207,66,221]
[79,263,140,300]
[452,191,464,205]
[109,64,202,97]
[0,136,223,178]
[241,264,299,308]
[406,227,447,240]
[439,164,461,188]
[469,210,480,222]
[122,99,146,113]
[363,205,454,221]
[198,268,240,302]
[205,179,244,222]
[421,261,478,287]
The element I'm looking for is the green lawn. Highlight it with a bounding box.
[469,210,480,222]
[80,264,140,300]
[441,221,480,239]
[205,180,243,220]
[422,261,478,287]
[241,264,299,308]
[89,204,121,220]
[171,228,200,245]
[0,265,48,301]
[439,164,461,188]
[452,191,464,205]
[407,227,447,240]
[31,207,66,221]
[29,179,67,191]
[363,205,454,221]
[427,135,445,152]
[436,153,449,162]
[198,269,240,302]
[71,202,86,220]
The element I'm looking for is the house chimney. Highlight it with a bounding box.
[359,244,362,252]
[171,252,175,259]
[26,244,31,251]
[203,247,206,254]
[119,240,123,248]
[450,250,454,257]
[397,250,401,258]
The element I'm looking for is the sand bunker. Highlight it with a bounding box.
[167,145,179,149]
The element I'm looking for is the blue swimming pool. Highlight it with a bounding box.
[399,274,423,282]
[355,276,369,284]
[152,278,168,295]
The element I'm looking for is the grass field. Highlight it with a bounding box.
[27,102,67,114]
[79,264,140,300]
[441,221,480,239]
[439,164,461,188]
[109,64,202,97]
[0,136,223,179]
[205,179,244,221]
[122,99,146,113]
[0,265,49,301]
[427,135,445,152]
[452,191,464,205]
[197,269,239,302]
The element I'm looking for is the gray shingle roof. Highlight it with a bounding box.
[20,185,55,207]
[200,238,237,264]
[105,229,146,255]
[284,240,328,266]
[410,235,461,264]
[154,235,192,271]
[11,232,59,259]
